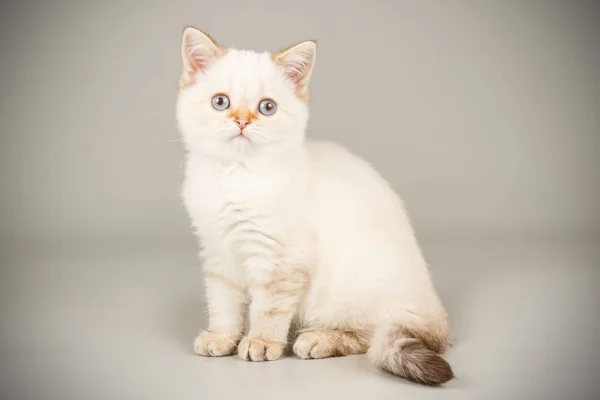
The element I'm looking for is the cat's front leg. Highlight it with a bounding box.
[194,258,247,357]
[238,266,309,362]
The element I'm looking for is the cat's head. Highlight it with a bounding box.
[176,27,316,159]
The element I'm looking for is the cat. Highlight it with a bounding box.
[177,26,454,386]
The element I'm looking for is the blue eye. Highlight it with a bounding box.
[211,94,230,111]
[258,99,277,116]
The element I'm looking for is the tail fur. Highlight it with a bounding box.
[367,323,454,386]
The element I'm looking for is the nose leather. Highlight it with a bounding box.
[228,106,257,131]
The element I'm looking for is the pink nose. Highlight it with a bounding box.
[236,120,248,130]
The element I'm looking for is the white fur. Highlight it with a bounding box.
[177,32,449,356]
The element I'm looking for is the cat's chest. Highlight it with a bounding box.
[184,161,291,241]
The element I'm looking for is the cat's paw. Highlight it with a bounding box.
[293,331,334,359]
[294,330,368,359]
[238,336,284,362]
[193,331,238,357]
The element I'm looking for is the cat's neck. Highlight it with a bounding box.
[188,141,311,174]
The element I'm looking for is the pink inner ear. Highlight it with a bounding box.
[288,65,306,85]
[185,45,209,74]
[180,29,224,87]
[286,60,311,87]
[277,47,314,90]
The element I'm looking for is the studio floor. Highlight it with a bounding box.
[1,236,598,400]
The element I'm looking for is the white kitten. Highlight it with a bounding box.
[177,27,453,385]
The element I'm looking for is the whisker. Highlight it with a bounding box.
[180,153,189,171]
[177,153,190,188]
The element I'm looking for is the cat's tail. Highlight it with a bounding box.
[367,323,454,386]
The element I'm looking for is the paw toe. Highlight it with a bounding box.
[194,332,237,357]
[309,344,332,359]
[293,332,319,359]
[238,337,283,362]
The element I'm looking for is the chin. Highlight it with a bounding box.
[229,137,253,153]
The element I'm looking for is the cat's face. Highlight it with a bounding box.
[177,27,316,159]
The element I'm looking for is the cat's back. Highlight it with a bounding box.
[307,140,365,173]
[307,140,392,187]
[307,139,398,202]
[307,139,411,233]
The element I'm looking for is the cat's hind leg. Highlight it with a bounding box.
[292,329,371,359]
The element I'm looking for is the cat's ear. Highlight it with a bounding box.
[273,40,317,100]
[180,27,226,88]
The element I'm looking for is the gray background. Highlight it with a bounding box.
[1,1,599,399]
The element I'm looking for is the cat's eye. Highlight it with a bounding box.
[211,94,230,111]
[258,99,277,116]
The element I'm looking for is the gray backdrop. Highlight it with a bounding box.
[1,1,599,399]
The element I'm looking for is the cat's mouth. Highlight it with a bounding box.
[231,133,251,142]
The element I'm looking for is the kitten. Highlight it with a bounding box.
[177,26,454,386]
